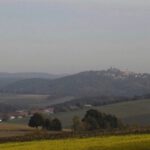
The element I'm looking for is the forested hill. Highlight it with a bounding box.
[0,72,65,90]
[1,68,150,97]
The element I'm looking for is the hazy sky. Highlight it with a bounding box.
[0,0,150,74]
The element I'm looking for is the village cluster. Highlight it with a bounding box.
[0,107,54,122]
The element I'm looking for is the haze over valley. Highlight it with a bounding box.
[0,0,150,149]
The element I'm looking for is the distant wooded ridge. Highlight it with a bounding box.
[1,68,150,98]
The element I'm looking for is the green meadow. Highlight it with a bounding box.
[0,134,150,150]
[8,99,150,127]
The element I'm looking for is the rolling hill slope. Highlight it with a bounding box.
[10,99,150,127]
[0,72,65,90]
[1,78,51,94]
[51,99,150,127]
[2,68,150,98]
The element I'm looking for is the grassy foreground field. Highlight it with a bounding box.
[0,134,150,150]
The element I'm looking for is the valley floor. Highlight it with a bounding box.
[0,134,150,150]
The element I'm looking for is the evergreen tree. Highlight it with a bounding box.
[43,118,51,130]
[82,109,122,131]
[28,113,44,128]
[51,118,62,131]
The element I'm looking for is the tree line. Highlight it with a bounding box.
[28,109,122,132]
[28,113,62,131]
[72,109,122,132]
